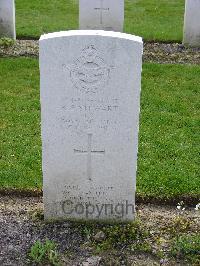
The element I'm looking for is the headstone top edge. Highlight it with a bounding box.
[39,30,143,44]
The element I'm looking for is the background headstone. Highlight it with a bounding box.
[40,30,143,222]
[183,0,200,47]
[79,0,124,32]
[0,0,16,39]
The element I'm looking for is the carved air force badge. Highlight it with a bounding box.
[70,45,110,94]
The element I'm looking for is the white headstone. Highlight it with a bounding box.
[183,0,200,47]
[79,0,124,32]
[0,0,16,39]
[40,30,143,222]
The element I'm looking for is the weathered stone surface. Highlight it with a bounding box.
[183,0,200,47]
[0,0,16,39]
[79,0,124,32]
[40,30,143,222]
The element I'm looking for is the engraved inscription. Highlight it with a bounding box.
[70,45,110,94]
[59,97,120,134]
[62,98,119,112]
[60,117,119,133]
[94,0,110,25]
[63,185,114,203]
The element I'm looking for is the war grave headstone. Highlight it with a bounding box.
[79,0,124,32]
[0,0,16,39]
[183,0,200,47]
[40,30,143,222]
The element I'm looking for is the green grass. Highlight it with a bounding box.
[0,58,199,198]
[16,0,78,39]
[171,234,200,264]
[125,0,185,41]
[16,0,185,41]
[0,58,41,189]
[29,239,61,266]
[138,63,200,198]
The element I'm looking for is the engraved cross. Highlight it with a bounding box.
[94,0,110,25]
[74,134,105,181]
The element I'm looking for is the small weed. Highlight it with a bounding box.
[171,234,200,264]
[168,216,192,235]
[29,239,61,266]
[82,226,92,240]
[131,241,152,253]
[29,209,44,221]
[103,220,149,247]
[0,38,15,47]
[155,249,165,259]
[90,220,150,253]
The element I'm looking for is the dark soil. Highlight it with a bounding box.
[0,196,199,265]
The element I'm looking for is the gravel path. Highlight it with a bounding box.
[0,40,200,64]
[0,196,199,265]
[144,42,200,64]
[0,40,39,58]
